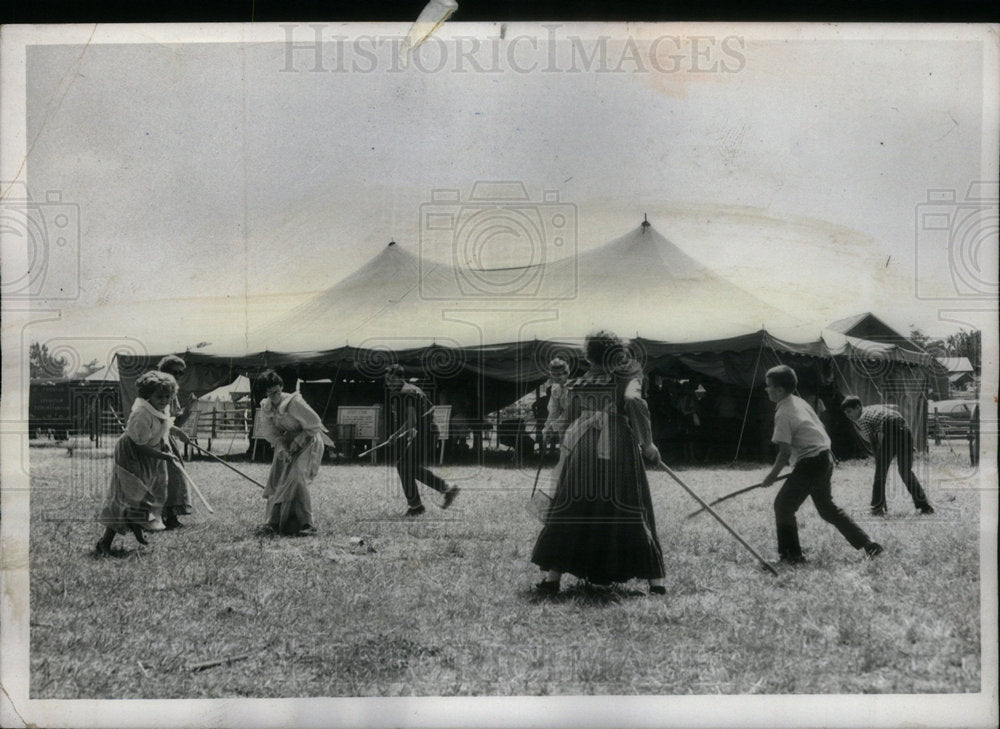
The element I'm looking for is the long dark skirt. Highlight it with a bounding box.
[531,414,665,583]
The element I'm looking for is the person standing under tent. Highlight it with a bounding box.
[761,367,884,564]
[156,354,197,529]
[530,358,572,508]
[841,396,934,516]
[531,331,666,596]
[531,385,550,456]
[255,370,331,535]
[383,365,460,517]
[677,380,703,462]
[646,375,681,462]
[540,357,571,452]
[95,371,182,553]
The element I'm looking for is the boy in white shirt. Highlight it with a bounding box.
[761,365,883,564]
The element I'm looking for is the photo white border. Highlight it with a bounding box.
[2,21,997,729]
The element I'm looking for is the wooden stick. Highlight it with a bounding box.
[166,438,216,513]
[187,654,250,672]
[530,452,546,498]
[685,473,790,520]
[187,441,266,489]
[359,406,435,458]
[181,461,216,513]
[356,426,408,458]
[112,407,216,512]
[655,460,778,576]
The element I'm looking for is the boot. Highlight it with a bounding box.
[96,528,116,555]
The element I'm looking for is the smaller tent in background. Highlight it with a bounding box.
[188,374,253,456]
[935,356,977,397]
[84,357,119,382]
[199,375,252,404]
[827,312,925,352]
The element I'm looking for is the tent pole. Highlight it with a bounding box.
[320,359,343,422]
[733,336,766,463]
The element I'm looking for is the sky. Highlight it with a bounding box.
[3,22,998,370]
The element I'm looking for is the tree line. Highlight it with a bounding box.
[908,328,982,370]
[29,342,103,381]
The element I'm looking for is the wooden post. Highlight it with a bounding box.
[93,400,101,448]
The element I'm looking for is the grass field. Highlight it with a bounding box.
[26,442,982,698]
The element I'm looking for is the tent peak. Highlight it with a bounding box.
[641,213,650,232]
[388,240,396,247]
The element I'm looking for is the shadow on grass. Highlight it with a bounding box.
[525,581,649,606]
[251,525,322,539]
[90,544,145,560]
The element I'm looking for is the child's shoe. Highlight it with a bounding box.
[441,486,461,509]
[864,542,885,559]
[143,515,166,532]
[95,539,113,556]
[535,579,560,595]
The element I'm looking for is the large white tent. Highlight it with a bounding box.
[115,222,933,455]
[245,222,806,354]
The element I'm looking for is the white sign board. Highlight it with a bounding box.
[432,405,452,440]
[336,405,382,441]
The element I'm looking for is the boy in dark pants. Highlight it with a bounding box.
[841,396,934,516]
[761,366,883,564]
[384,365,460,517]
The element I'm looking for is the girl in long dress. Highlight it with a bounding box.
[531,332,667,596]
[255,370,331,535]
[96,371,182,553]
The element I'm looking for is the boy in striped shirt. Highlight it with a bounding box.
[841,396,934,516]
